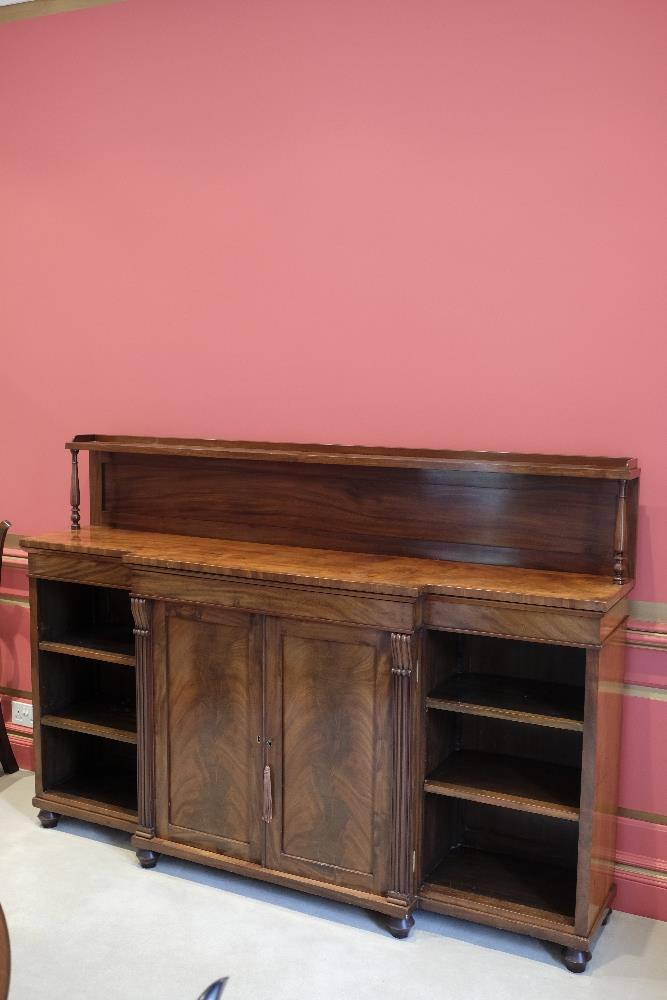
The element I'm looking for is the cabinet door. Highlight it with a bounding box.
[264,617,393,893]
[154,603,264,862]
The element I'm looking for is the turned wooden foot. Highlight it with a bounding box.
[387,914,415,939]
[136,849,159,869]
[563,948,591,973]
[37,810,60,829]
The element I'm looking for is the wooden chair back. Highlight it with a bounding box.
[0,904,9,1000]
[0,522,9,584]
[0,520,18,775]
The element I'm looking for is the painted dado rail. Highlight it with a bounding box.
[1,438,664,941]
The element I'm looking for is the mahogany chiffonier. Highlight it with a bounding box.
[21,435,639,972]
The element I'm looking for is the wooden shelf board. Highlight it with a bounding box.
[426,674,584,732]
[39,633,135,667]
[425,751,581,821]
[66,434,639,479]
[421,846,576,926]
[41,706,137,744]
[33,793,138,834]
[44,773,137,820]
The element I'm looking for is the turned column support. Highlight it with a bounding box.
[131,596,156,842]
[69,449,80,531]
[387,633,416,910]
[613,481,628,585]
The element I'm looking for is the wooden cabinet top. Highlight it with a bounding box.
[22,435,639,603]
[22,527,631,612]
[67,434,639,480]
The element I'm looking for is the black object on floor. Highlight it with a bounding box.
[0,520,19,776]
[197,978,228,1000]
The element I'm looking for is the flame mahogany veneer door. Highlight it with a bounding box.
[264,617,394,893]
[154,602,264,862]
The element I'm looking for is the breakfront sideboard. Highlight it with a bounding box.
[21,436,639,972]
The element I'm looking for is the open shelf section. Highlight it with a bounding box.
[426,673,584,731]
[41,705,137,744]
[37,579,134,663]
[420,797,579,930]
[40,726,137,825]
[425,750,581,821]
[38,650,136,742]
[45,773,138,821]
[421,845,576,926]
[39,634,135,667]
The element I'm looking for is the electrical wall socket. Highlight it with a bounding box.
[11,700,33,728]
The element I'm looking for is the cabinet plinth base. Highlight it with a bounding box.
[136,849,160,869]
[133,833,409,917]
[563,948,591,973]
[37,810,60,829]
[387,914,415,939]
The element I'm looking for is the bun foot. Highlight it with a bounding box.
[136,849,160,869]
[38,810,60,829]
[387,914,415,939]
[563,948,591,973]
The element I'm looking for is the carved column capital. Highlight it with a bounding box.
[391,633,414,677]
[131,596,151,636]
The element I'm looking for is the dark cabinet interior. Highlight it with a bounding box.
[40,728,137,819]
[39,651,136,738]
[420,631,586,928]
[35,580,137,827]
[422,798,579,920]
[37,580,134,662]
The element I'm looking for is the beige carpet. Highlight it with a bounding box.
[1,771,666,1000]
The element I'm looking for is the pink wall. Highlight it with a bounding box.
[1,0,667,602]
[1,0,666,919]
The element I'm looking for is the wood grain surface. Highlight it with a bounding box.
[575,627,627,935]
[22,527,632,612]
[56,437,639,578]
[132,596,156,841]
[85,452,622,574]
[67,434,639,479]
[426,673,584,731]
[425,751,581,821]
[130,568,415,632]
[154,604,263,862]
[265,618,392,893]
